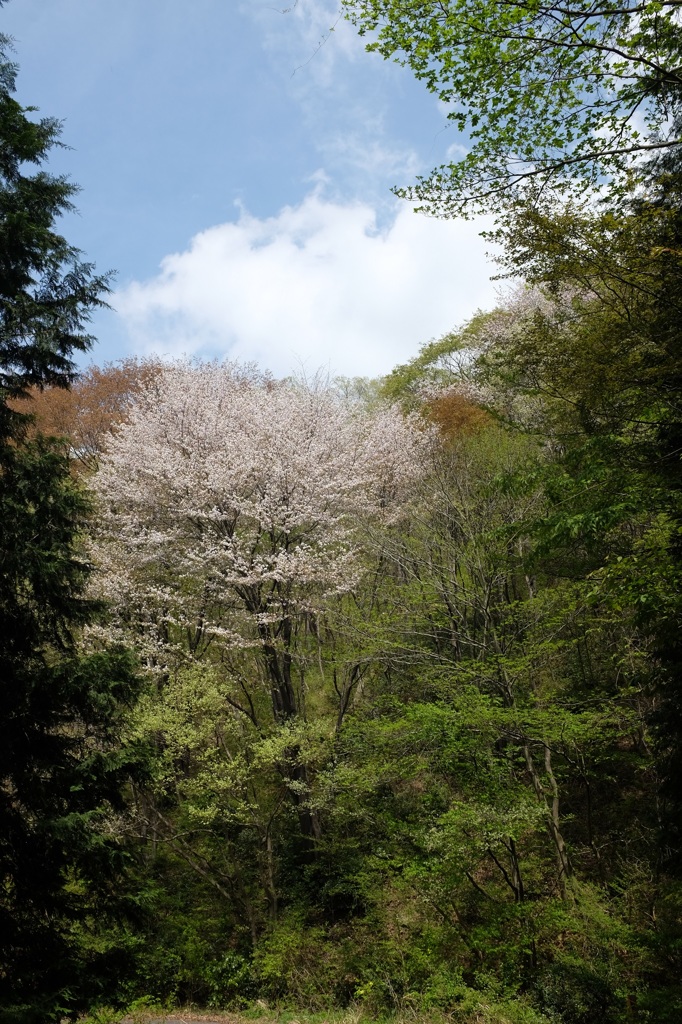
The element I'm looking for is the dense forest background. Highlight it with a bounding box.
[3,1,682,1022]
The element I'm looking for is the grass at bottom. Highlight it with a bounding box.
[80,1010,422,1024]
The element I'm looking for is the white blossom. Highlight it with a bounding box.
[90,361,426,666]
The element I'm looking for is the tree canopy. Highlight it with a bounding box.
[341,0,682,213]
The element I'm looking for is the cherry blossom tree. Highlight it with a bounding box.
[92,360,426,841]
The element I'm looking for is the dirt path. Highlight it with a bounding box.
[121,1016,257,1024]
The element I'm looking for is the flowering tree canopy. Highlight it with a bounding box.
[92,361,425,719]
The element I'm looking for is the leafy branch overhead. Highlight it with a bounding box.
[342,0,682,212]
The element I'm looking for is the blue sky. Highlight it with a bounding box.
[3,0,498,377]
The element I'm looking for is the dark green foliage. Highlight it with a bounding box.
[0,391,143,1022]
[0,23,142,1024]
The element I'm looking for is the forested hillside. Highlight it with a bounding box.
[3,1,682,1022]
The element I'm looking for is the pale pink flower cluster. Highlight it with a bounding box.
[414,285,587,418]
[479,283,582,347]
[91,361,426,662]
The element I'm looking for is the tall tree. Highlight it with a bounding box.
[0,26,141,1023]
[92,362,425,860]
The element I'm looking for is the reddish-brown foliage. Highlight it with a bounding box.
[425,390,491,441]
[9,358,162,472]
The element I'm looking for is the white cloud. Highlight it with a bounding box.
[114,190,498,378]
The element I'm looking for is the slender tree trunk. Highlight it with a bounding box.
[523,740,571,891]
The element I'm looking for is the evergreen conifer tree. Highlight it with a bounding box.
[0,23,142,1023]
